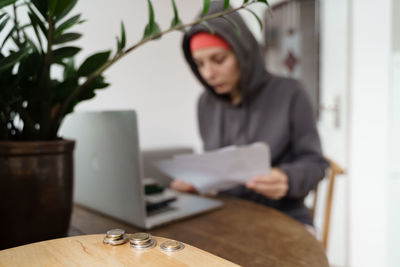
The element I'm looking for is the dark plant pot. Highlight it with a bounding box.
[0,140,75,249]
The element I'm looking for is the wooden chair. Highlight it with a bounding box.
[311,158,344,250]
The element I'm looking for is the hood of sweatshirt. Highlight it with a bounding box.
[182,1,271,104]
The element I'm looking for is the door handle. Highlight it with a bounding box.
[319,96,341,129]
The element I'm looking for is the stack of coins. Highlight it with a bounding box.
[103,229,129,245]
[160,240,185,252]
[130,232,156,250]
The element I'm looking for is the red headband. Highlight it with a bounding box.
[190,32,231,52]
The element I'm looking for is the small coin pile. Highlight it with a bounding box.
[160,240,185,252]
[103,229,185,252]
[103,228,129,245]
[129,232,156,250]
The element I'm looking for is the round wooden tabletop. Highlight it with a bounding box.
[0,235,239,267]
[69,196,329,267]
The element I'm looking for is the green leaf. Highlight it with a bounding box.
[83,76,109,92]
[11,35,21,48]
[143,22,161,39]
[170,0,182,28]
[18,51,42,78]
[21,29,40,53]
[0,16,9,33]
[223,0,230,10]
[244,8,263,31]
[120,21,126,50]
[48,0,58,16]
[47,0,72,18]
[116,21,126,53]
[53,78,77,102]
[63,58,76,80]
[27,5,48,40]
[171,0,179,19]
[222,15,241,36]
[143,0,161,39]
[0,0,17,9]
[148,0,155,27]
[243,0,249,3]
[52,46,80,64]
[116,37,121,54]
[77,50,110,77]
[0,13,7,21]
[26,12,44,52]
[77,76,109,104]
[32,0,48,19]
[1,24,15,48]
[170,16,182,29]
[202,0,210,16]
[0,48,30,72]
[257,0,270,7]
[55,0,78,21]
[53,32,81,44]
[55,14,81,37]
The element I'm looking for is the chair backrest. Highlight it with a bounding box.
[311,158,344,250]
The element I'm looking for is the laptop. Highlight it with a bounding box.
[59,110,222,229]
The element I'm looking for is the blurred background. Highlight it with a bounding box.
[54,0,398,266]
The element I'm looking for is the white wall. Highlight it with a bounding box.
[348,0,391,266]
[387,1,400,266]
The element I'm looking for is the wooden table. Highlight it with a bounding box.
[0,235,239,267]
[69,196,329,267]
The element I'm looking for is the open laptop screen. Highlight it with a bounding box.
[60,110,147,227]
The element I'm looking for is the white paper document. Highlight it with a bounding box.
[154,142,271,194]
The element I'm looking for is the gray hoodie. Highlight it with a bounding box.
[182,1,327,225]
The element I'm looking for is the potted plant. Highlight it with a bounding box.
[0,0,268,249]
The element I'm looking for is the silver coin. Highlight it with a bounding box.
[130,239,156,250]
[130,232,151,242]
[106,228,125,238]
[160,240,184,252]
[103,235,129,245]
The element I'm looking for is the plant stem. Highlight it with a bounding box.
[54,0,255,134]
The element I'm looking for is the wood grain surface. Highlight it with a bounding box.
[68,196,329,267]
[0,235,239,267]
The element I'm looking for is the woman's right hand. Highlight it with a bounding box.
[170,179,197,193]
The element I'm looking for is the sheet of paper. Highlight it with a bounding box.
[154,142,271,194]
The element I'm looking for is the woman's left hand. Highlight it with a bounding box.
[245,168,289,200]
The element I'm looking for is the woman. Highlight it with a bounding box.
[172,1,328,227]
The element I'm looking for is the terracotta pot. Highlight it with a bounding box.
[0,140,75,249]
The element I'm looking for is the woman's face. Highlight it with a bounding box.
[192,47,240,96]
